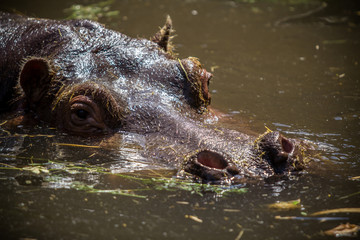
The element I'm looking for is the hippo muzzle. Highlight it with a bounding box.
[181,131,311,183]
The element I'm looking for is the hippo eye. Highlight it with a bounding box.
[66,95,108,134]
[71,103,93,122]
[75,109,89,120]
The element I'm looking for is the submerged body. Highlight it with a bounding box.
[0,12,311,183]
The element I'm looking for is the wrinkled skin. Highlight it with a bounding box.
[0,12,312,183]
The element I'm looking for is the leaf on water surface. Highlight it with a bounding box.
[23,166,49,174]
[268,199,301,211]
[3,158,247,197]
[64,0,119,21]
[324,223,360,237]
[311,208,360,216]
[150,177,247,196]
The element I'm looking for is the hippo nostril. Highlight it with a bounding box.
[197,150,228,169]
[183,150,239,182]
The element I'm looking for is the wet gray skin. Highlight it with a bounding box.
[0,12,312,183]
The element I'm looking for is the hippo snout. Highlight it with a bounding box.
[183,150,240,182]
[181,130,311,183]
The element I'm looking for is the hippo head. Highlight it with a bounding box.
[15,16,312,183]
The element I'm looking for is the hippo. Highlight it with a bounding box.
[0,12,312,183]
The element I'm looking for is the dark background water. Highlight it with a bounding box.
[1,0,359,239]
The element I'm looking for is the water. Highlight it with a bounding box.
[1,0,359,239]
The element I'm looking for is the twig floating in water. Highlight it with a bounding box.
[350,176,360,180]
[311,208,360,216]
[185,214,203,223]
[53,143,101,148]
[274,2,327,26]
[339,191,360,200]
[234,229,244,240]
[275,216,349,221]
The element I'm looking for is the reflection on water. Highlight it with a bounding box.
[1,0,359,239]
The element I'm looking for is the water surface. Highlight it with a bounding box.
[1,0,359,239]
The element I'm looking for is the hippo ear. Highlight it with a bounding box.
[19,58,52,105]
[280,136,294,154]
[151,15,174,53]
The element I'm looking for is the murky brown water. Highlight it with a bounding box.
[1,0,359,239]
